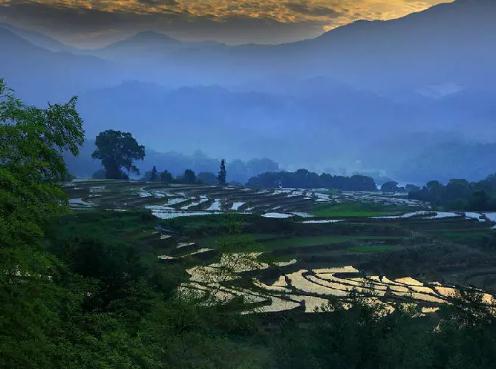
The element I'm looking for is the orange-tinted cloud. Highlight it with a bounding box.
[0,0,454,45]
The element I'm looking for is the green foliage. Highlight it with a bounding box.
[381,181,401,193]
[273,295,496,369]
[410,175,496,210]
[247,169,377,191]
[92,130,145,179]
[348,244,395,253]
[0,79,86,369]
[41,211,269,369]
[0,79,84,250]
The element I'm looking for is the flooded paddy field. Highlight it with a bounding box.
[63,180,426,218]
[62,180,496,314]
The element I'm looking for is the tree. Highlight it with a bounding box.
[0,79,84,250]
[381,181,400,193]
[218,159,227,185]
[445,179,471,202]
[246,170,377,190]
[160,170,174,184]
[91,130,145,179]
[150,166,158,182]
[405,184,420,193]
[469,190,489,211]
[0,79,85,367]
[182,169,196,184]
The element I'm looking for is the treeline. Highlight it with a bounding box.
[94,165,211,185]
[89,130,228,185]
[247,169,377,191]
[139,166,226,186]
[409,174,496,210]
[66,140,279,184]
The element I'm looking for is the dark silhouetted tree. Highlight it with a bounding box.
[92,130,145,179]
[218,159,227,185]
[182,169,197,184]
[405,184,421,193]
[470,190,489,211]
[150,166,158,181]
[160,170,174,184]
[381,181,400,193]
[247,169,377,191]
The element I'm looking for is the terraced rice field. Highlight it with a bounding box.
[63,180,496,315]
[64,180,426,219]
[158,214,496,314]
[179,254,495,314]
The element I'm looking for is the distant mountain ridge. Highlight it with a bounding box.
[0,22,75,52]
[1,0,495,182]
[0,27,113,103]
[85,0,496,95]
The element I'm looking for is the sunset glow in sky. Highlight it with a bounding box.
[0,0,453,45]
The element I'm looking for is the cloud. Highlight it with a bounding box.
[138,0,178,4]
[0,0,453,46]
[285,2,341,18]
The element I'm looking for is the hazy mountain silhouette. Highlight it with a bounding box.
[0,23,75,52]
[0,27,113,103]
[88,0,496,95]
[1,0,495,181]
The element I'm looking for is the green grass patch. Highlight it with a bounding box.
[198,232,404,253]
[48,210,156,244]
[198,233,279,252]
[347,245,395,254]
[427,229,492,245]
[260,235,353,250]
[313,202,407,218]
[258,235,401,251]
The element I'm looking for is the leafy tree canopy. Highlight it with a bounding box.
[381,181,401,193]
[0,79,84,251]
[92,130,145,179]
[409,174,496,210]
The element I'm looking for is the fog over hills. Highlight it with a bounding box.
[1,0,495,182]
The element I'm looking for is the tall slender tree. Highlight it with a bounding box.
[218,159,227,186]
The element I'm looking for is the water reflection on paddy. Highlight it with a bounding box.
[179,254,495,314]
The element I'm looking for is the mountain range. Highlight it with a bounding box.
[1,0,495,182]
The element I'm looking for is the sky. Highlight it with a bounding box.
[0,0,453,46]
